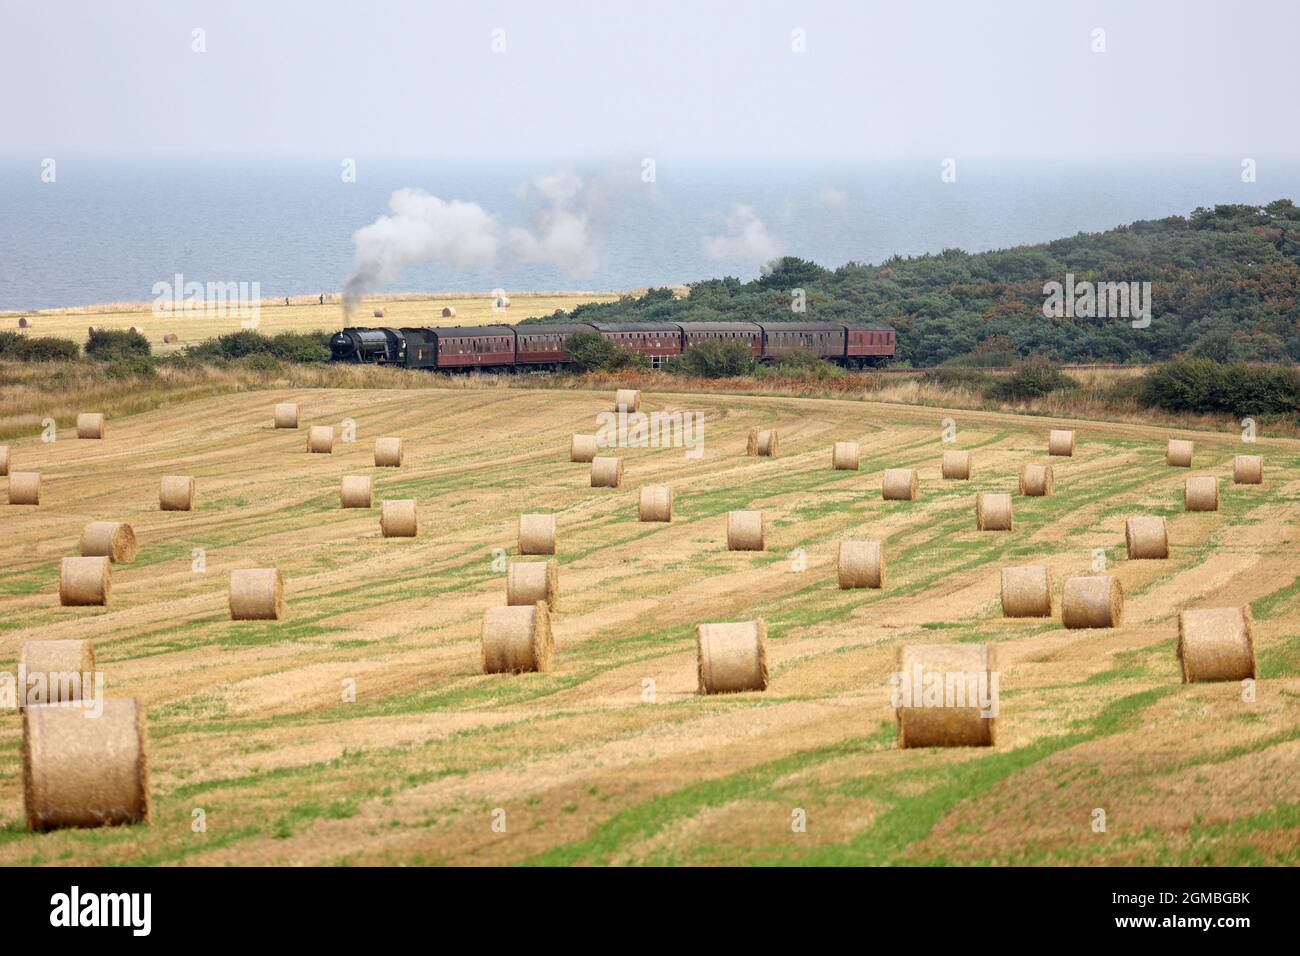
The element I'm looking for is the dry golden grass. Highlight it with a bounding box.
[0,384,1297,865]
[1,291,620,353]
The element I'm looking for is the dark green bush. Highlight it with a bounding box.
[264,331,331,363]
[984,360,1079,401]
[235,353,281,372]
[564,331,647,372]
[676,340,756,378]
[105,354,157,379]
[1139,357,1300,415]
[0,331,80,362]
[187,329,330,362]
[86,328,151,360]
[760,348,845,380]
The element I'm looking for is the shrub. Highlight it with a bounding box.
[187,329,330,362]
[564,331,647,372]
[760,348,845,380]
[86,328,151,360]
[984,360,1079,401]
[1139,357,1300,415]
[676,340,756,378]
[235,353,281,372]
[0,331,80,362]
[265,331,332,363]
[105,354,157,379]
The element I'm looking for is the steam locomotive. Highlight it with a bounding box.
[329,320,896,371]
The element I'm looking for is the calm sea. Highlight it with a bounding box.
[1,155,1296,311]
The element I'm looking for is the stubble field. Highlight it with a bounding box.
[1,292,620,351]
[0,386,1297,865]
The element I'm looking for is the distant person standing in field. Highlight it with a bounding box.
[319,293,324,305]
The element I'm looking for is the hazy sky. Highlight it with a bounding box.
[1,0,1297,159]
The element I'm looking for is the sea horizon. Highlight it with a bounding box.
[3,153,1298,312]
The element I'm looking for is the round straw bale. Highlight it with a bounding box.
[1018,462,1054,496]
[481,602,553,673]
[18,316,30,328]
[570,434,598,463]
[79,521,137,563]
[340,475,372,508]
[975,492,1013,531]
[20,639,95,708]
[882,468,919,501]
[1048,429,1075,456]
[8,471,41,505]
[1000,565,1052,617]
[1125,516,1169,559]
[895,644,996,748]
[837,540,883,589]
[163,333,179,344]
[941,450,971,480]
[615,389,641,413]
[726,510,765,551]
[1166,439,1194,467]
[274,402,300,429]
[638,484,673,522]
[1184,475,1219,512]
[519,513,557,554]
[308,425,334,454]
[1061,575,1123,628]
[507,560,558,609]
[22,698,149,831]
[0,444,9,476]
[832,441,860,470]
[749,429,779,457]
[696,620,768,694]
[1178,607,1255,683]
[441,306,456,317]
[373,308,385,319]
[374,436,403,467]
[59,557,110,606]
[229,568,284,620]
[591,456,623,488]
[380,499,418,537]
[76,413,105,439]
[1233,454,1263,485]
[159,475,194,511]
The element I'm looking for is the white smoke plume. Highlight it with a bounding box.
[702,204,781,267]
[506,169,599,276]
[343,170,601,315]
[815,186,849,206]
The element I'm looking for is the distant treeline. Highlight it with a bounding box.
[523,199,1300,368]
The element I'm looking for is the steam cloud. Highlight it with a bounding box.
[343,170,600,315]
[702,204,781,267]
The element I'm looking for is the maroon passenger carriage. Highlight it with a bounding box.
[514,323,601,370]
[431,325,516,370]
[680,321,764,357]
[587,322,683,368]
[331,318,896,370]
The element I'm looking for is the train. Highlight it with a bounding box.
[329,319,896,371]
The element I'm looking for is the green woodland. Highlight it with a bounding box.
[530,200,1300,369]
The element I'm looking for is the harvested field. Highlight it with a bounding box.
[2,292,620,353]
[0,386,1297,865]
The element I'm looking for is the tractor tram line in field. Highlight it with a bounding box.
[0,386,1296,864]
